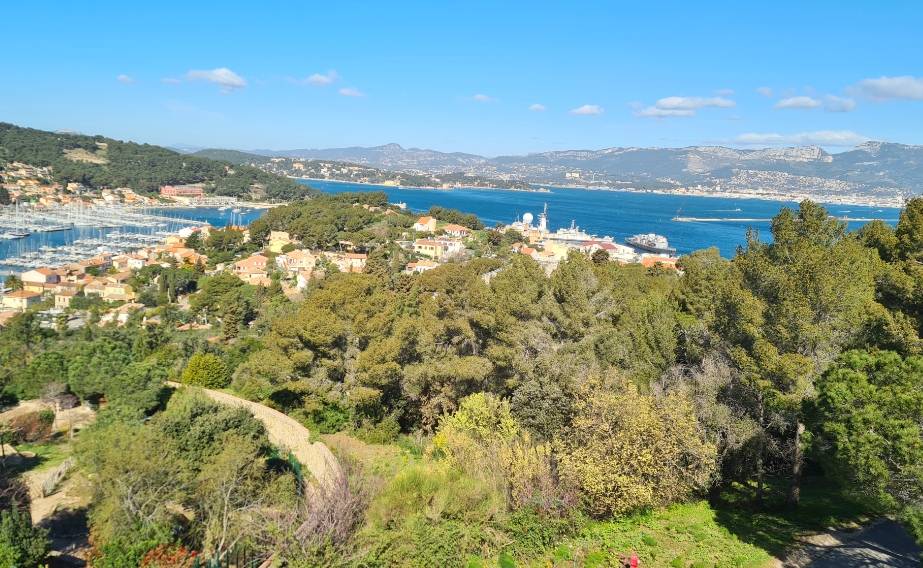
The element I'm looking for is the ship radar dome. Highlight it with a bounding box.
[522,212,534,225]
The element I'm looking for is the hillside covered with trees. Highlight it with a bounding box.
[195,148,537,191]
[0,123,314,200]
[2,194,923,566]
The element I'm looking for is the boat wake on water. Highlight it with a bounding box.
[673,216,897,223]
[672,216,771,222]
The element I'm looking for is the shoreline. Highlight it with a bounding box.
[294,176,548,194]
[152,202,277,210]
[533,183,905,209]
[297,177,905,209]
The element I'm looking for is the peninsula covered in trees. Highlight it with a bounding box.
[190,149,537,192]
[2,190,923,566]
[0,123,314,201]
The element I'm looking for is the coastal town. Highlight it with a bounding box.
[0,187,679,335]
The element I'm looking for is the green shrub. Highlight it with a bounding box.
[180,353,229,388]
[433,393,575,516]
[0,506,49,568]
[354,414,401,444]
[358,516,503,567]
[290,397,350,434]
[557,376,717,517]
[501,509,580,559]
[367,462,504,528]
[901,505,923,545]
[354,461,508,565]
[92,524,173,568]
[497,552,515,568]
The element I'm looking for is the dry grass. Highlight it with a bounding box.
[322,432,416,479]
[63,147,108,164]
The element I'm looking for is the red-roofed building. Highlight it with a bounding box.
[159,184,205,198]
[442,223,471,238]
[21,268,60,294]
[2,290,42,312]
[233,254,270,284]
[323,251,367,273]
[413,216,437,232]
[639,255,679,271]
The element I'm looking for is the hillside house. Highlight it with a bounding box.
[404,259,439,274]
[276,249,317,274]
[413,216,437,232]
[413,238,465,261]
[233,254,270,285]
[442,223,471,238]
[54,290,77,309]
[639,255,679,271]
[21,268,60,294]
[323,252,367,273]
[2,290,42,312]
[83,278,107,297]
[102,282,136,302]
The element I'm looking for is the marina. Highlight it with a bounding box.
[0,204,264,277]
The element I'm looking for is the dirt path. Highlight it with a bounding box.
[781,518,922,567]
[800,519,920,567]
[166,382,341,486]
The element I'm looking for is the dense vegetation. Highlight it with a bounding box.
[0,123,314,200]
[426,205,484,229]
[190,148,271,165]
[249,191,408,249]
[3,195,923,566]
[242,153,535,191]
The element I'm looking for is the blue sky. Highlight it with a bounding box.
[2,1,922,155]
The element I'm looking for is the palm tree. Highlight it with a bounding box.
[5,274,22,291]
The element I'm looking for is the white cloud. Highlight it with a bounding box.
[304,70,339,86]
[528,103,546,112]
[824,95,856,113]
[715,88,735,96]
[569,104,603,116]
[635,95,734,118]
[186,67,247,92]
[636,107,695,118]
[655,96,735,110]
[854,75,923,100]
[472,94,494,102]
[338,87,364,97]
[116,74,134,84]
[774,96,821,109]
[735,130,869,147]
[756,86,774,97]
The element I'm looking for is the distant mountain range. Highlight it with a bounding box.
[248,143,487,170]
[184,142,921,196]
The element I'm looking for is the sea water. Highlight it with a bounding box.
[304,179,902,257]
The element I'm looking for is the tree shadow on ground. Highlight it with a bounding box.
[41,506,90,567]
[711,476,880,559]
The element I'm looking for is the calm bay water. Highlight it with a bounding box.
[304,179,903,257]
[0,184,903,269]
